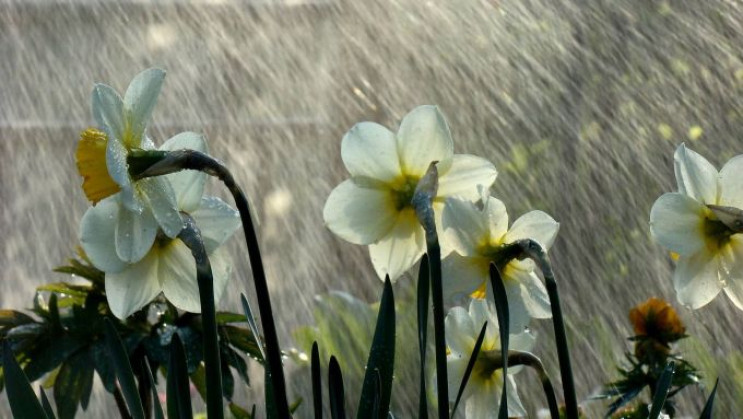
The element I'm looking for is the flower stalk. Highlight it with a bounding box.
[129,148,291,417]
[411,162,449,419]
[177,214,223,419]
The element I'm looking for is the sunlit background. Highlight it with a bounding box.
[3,0,743,416]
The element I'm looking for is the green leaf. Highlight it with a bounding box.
[222,345,250,386]
[229,402,253,419]
[290,397,304,414]
[36,283,91,298]
[357,277,395,419]
[0,310,35,329]
[416,255,430,418]
[220,325,263,363]
[104,318,145,419]
[217,312,249,324]
[699,378,719,419]
[452,321,488,417]
[240,294,265,362]
[329,356,346,419]
[40,386,56,418]
[53,259,104,286]
[92,341,117,393]
[3,340,48,419]
[312,342,323,419]
[23,335,85,382]
[489,264,510,419]
[167,333,193,419]
[53,349,94,419]
[649,361,675,419]
[142,358,165,419]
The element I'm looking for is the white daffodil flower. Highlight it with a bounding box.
[446,299,535,418]
[76,68,185,264]
[650,143,743,310]
[441,196,559,331]
[323,105,498,281]
[79,134,241,319]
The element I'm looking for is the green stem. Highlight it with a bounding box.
[178,214,223,419]
[132,150,290,417]
[516,239,578,419]
[411,162,448,419]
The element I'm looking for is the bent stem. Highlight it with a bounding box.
[178,214,223,419]
[131,149,290,417]
[411,162,448,419]
[516,239,578,419]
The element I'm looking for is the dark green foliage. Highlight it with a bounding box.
[2,341,49,419]
[648,362,675,419]
[699,378,718,419]
[451,321,487,417]
[0,257,262,418]
[357,277,395,419]
[329,356,346,419]
[489,264,510,419]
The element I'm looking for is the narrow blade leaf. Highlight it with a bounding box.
[329,356,346,419]
[649,361,675,419]
[357,277,396,419]
[2,341,48,419]
[240,294,266,361]
[40,386,56,418]
[699,378,719,419]
[103,318,145,419]
[451,321,488,417]
[142,358,164,419]
[166,333,193,419]
[312,342,323,419]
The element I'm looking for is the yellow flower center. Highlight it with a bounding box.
[702,213,735,251]
[474,349,505,380]
[76,128,121,204]
[390,176,421,211]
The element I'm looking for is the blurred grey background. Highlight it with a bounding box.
[3,0,743,416]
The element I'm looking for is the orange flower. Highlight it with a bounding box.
[629,297,685,344]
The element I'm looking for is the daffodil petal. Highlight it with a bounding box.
[160,131,208,212]
[484,197,509,244]
[719,154,743,209]
[505,375,527,418]
[92,83,124,140]
[324,179,397,245]
[124,68,165,142]
[650,193,706,256]
[445,306,476,357]
[368,209,425,281]
[106,135,135,209]
[442,198,487,256]
[341,122,402,183]
[115,206,158,263]
[437,154,497,201]
[721,236,743,310]
[141,177,184,238]
[190,197,241,253]
[469,299,500,347]
[396,105,454,177]
[465,381,500,419]
[442,254,488,302]
[105,251,162,319]
[502,273,532,332]
[160,242,233,313]
[505,210,559,250]
[79,196,127,273]
[446,356,471,403]
[673,250,723,309]
[674,143,718,204]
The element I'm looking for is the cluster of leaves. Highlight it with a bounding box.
[0,257,263,418]
[598,352,700,417]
